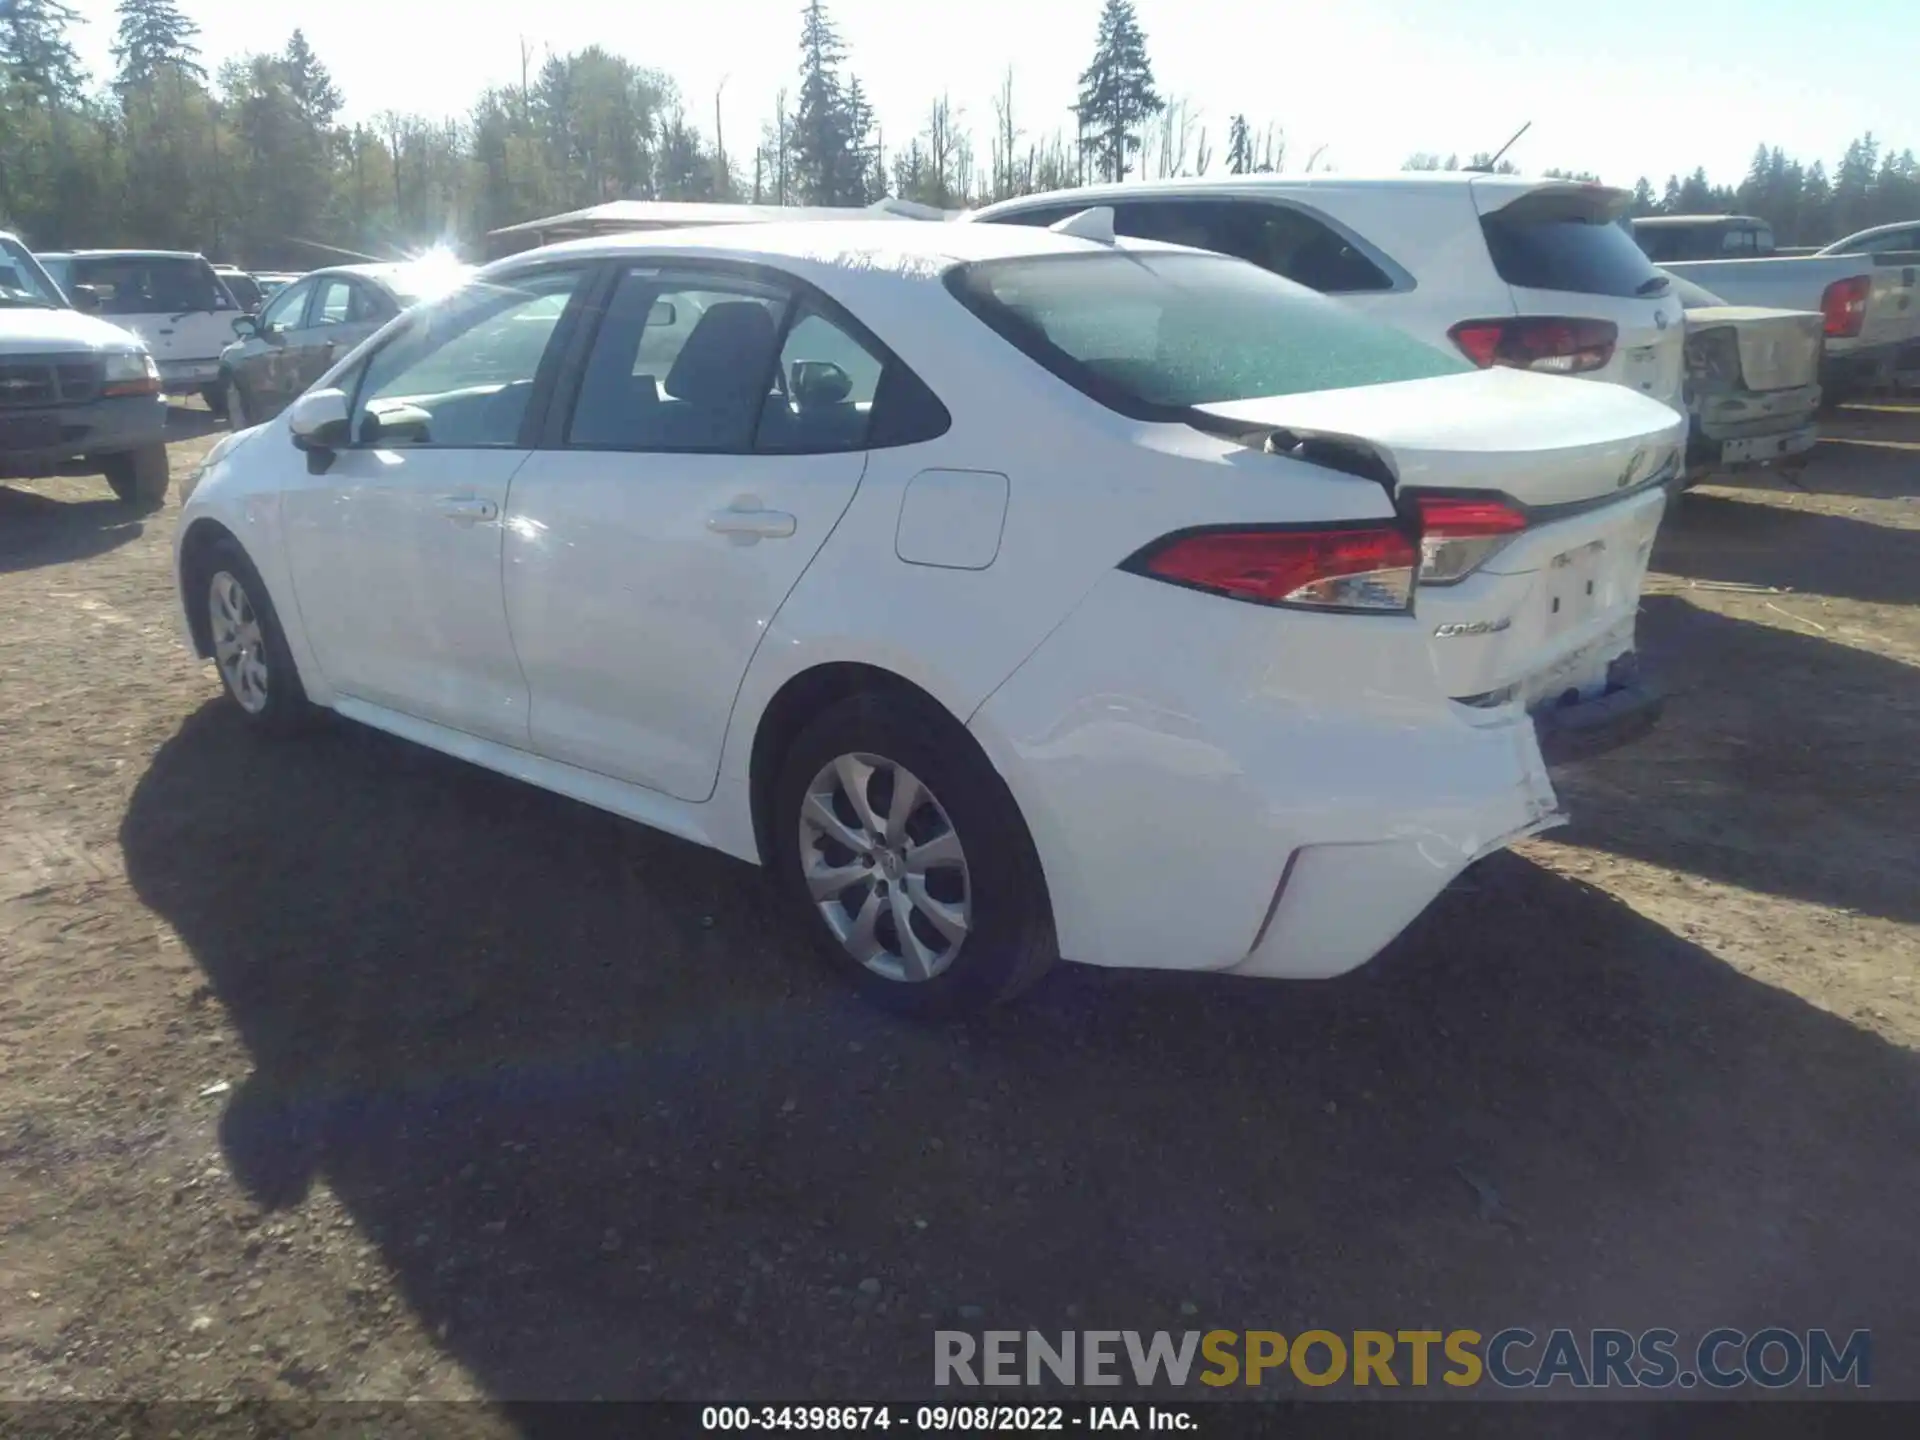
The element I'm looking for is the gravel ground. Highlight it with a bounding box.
[2,401,1917,1405]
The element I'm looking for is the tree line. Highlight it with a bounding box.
[2,0,1913,271]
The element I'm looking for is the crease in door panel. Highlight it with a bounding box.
[493,450,543,751]
[699,450,873,805]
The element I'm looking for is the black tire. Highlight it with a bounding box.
[223,375,251,430]
[772,691,1056,1017]
[102,443,170,510]
[201,382,228,419]
[192,538,311,735]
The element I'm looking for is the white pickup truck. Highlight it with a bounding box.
[1630,215,1919,403]
[1,231,171,508]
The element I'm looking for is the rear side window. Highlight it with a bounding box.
[1486,199,1667,299]
[1112,199,1395,294]
[947,250,1468,420]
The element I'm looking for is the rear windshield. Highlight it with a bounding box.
[945,249,1468,418]
[70,255,227,314]
[1484,202,1668,299]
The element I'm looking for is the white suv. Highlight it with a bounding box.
[37,249,241,405]
[968,174,1686,415]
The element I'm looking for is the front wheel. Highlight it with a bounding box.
[201,382,228,420]
[196,540,310,734]
[223,376,250,430]
[102,443,170,510]
[772,692,1056,1017]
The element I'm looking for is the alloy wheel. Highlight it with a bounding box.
[798,753,972,983]
[208,570,269,714]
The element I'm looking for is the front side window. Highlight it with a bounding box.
[567,270,786,452]
[258,279,312,333]
[351,267,583,449]
[948,250,1467,418]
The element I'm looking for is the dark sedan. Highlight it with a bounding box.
[215,259,471,427]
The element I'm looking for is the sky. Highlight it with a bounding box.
[63,0,1919,191]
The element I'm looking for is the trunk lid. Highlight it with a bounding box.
[1684,305,1824,392]
[1196,366,1685,508]
[1196,367,1686,707]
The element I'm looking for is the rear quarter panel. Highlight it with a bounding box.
[707,278,1401,862]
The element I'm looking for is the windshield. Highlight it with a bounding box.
[946,249,1469,418]
[0,238,67,308]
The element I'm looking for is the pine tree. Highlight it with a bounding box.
[1073,0,1163,183]
[789,0,856,205]
[282,29,342,132]
[1226,114,1252,175]
[2,0,87,103]
[112,0,204,89]
[843,74,878,205]
[1630,177,1657,215]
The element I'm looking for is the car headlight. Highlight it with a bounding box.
[102,350,161,397]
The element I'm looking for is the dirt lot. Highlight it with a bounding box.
[2,402,1917,1406]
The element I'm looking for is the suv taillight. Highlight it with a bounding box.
[1448,317,1618,375]
[1412,494,1529,585]
[1820,276,1871,338]
[1127,525,1417,613]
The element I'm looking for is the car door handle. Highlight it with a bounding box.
[707,507,796,541]
[437,496,498,523]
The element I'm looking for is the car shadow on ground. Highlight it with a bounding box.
[120,700,1920,1399]
[0,483,144,573]
[166,400,224,442]
[1548,594,1920,923]
[1657,487,1920,607]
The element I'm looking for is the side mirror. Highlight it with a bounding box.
[232,314,259,339]
[648,300,678,327]
[790,359,853,406]
[70,283,102,313]
[287,388,351,471]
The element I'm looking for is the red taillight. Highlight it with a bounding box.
[1820,276,1870,339]
[1132,526,1417,612]
[1448,317,1618,375]
[1412,493,1530,585]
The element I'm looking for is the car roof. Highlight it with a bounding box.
[1633,214,1767,228]
[1825,220,1920,246]
[502,218,1176,280]
[56,249,209,260]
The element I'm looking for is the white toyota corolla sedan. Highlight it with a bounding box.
[174,216,1685,1014]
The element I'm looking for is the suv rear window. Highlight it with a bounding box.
[70,256,225,314]
[1484,197,1668,299]
[946,250,1468,419]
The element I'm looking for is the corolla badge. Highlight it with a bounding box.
[1433,617,1513,638]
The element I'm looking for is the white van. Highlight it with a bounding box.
[37,249,240,404]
